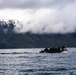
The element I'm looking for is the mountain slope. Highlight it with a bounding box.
[0,20,76,48]
[0,32,76,48]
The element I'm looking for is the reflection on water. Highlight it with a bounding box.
[0,48,76,75]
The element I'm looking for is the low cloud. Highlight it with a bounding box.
[0,1,76,34]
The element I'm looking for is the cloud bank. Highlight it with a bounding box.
[0,0,76,34]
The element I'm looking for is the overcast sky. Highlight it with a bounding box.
[0,0,75,9]
[0,0,76,34]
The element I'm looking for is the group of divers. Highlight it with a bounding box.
[39,46,67,53]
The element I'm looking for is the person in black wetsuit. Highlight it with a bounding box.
[62,46,67,51]
[44,48,49,52]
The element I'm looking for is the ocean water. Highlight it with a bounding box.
[0,48,76,75]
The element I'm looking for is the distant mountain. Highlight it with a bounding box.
[0,20,76,48]
[0,32,76,48]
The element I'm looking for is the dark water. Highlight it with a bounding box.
[0,48,76,75]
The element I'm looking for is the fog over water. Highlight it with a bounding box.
[0,0,76,34]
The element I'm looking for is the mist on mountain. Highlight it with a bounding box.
[0,20,76,48]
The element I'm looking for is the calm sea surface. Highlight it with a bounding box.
[0,48,76,75]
